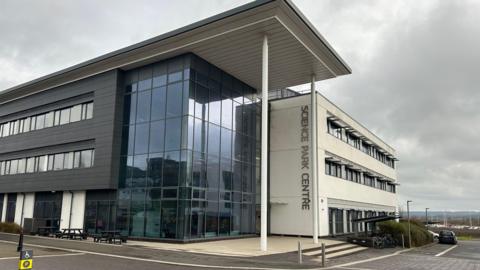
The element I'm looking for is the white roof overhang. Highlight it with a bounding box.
[0,0,351,104]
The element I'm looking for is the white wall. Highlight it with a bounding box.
[269,94,398,237]
[60,191,86,230]
[1,195,7,222]
[13,193,35,226]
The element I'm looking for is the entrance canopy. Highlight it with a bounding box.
[0,0,351,104]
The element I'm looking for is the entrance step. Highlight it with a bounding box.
[303,242,368,259]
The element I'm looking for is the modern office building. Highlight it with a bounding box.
[0,0,397,247]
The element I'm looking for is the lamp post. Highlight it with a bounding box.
[425,208,429,228]
[407,200,412,248]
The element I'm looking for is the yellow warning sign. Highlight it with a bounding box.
[19,259,32,270]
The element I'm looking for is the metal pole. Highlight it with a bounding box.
[407,200,412,248]
[311,75,318,244]
[68,191,74,230]
[425,208,429,228]
[260,34,269,252]
[298,241,302,264]
[321,243,326,267]
[401,234,405,249]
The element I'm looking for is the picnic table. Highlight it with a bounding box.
[56,228,87,240]
[92,230,127,244]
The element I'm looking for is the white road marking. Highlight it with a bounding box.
[326,250,409,269]
[435,245,458,257]
[0,252,85,260]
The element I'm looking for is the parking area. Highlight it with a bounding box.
[330,240,480,270]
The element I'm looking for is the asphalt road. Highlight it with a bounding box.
[0,233,479,270]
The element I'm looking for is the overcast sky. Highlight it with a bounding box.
[1,0,479,211]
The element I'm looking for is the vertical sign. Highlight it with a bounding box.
[300,105,310,210]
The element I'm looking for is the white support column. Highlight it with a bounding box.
[260,34,269,252]
[311,75,318,244]
[1,195,7,222]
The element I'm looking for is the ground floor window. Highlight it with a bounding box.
[33,192,62,231]
[328,208,345,235]
[6,194,16,223]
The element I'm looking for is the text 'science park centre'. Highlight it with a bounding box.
[0,0,398,251]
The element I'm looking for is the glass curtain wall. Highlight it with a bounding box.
[118,53,259,241]
[33,192,62,230]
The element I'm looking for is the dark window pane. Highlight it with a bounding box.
[147,153,163,187]
[232,102,242,131]
[134,123,149,154]
[127,125,135,155]
[132,155,148,187]
[129,93,137,125]
[138,79,152,91]
[220,158,232,191]
[166,82,183,117]
[205,201,218,237]
[233,161,242,191]
[130,200,145,237]
[136,90,151,123]
[145,200,161,238]
[151,87,166,121]
[161,201,177,238]
[163,151,180,187]
[207,155,219,190]
[149,120,165,153]
[165,117,182,151]
[219,202,231,236]
[192,152,206,187]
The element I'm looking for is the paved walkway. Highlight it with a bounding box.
[127,236,342,257]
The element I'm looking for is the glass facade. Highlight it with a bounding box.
[117,53,260,240]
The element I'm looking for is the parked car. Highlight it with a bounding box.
[438,230,458,245]
[428,230,439,240]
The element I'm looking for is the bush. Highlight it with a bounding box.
[378,220,433,247]
[0,222,22,234]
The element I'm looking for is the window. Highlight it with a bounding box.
[9,159,18,175]
[73,152,81,168]
[45,112,54,128]
[59,108,70,125]
[325,160,342,178]
[80,150,94,168]
[37,155,47,172]
[85,103,94,119]
[52,111,60,126]
[53,153,65,170]
[35,114,45,130]
[327,119,342,139]
[64,152,74,169]
[17,159,26,174]
[70,105,82,122]
[26,158,35,173]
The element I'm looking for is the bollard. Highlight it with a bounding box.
[401,234,405,249]
[298,241,302,264]
[321,243,326,268]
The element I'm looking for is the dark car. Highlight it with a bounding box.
[438,230,458,245]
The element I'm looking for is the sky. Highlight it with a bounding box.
[1,0,479,211]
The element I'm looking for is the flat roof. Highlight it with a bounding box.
[0,0,351,104]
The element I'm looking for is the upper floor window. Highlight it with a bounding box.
[345,167,361,183]
[325,160,342,178]
[0,101,93,139]
[327,119,342,140]
[0,149,94,176]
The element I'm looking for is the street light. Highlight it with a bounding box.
[407,200,413,248]
[425,208,430,228]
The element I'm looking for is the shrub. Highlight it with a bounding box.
[0,222,22,234]
[378,220,433,247]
